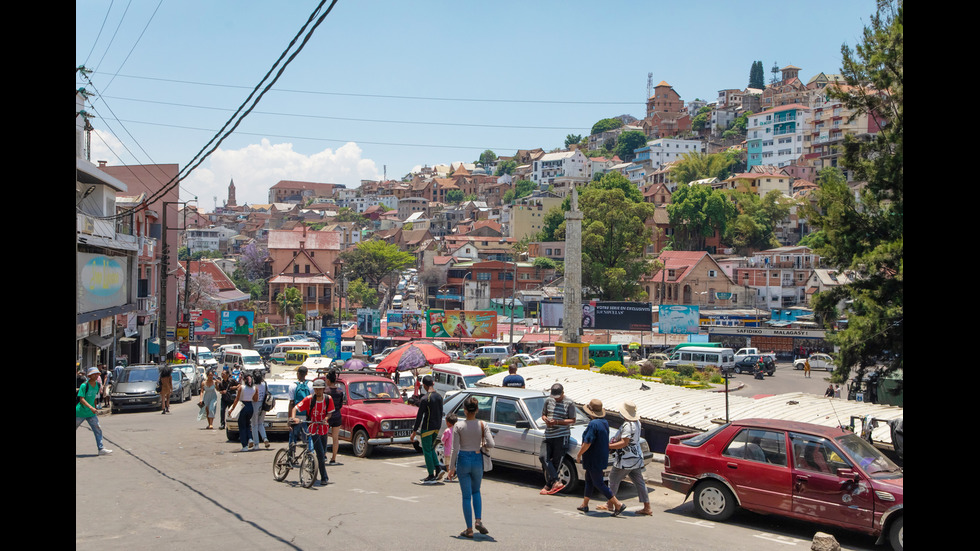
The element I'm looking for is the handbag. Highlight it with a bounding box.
[261,382,276,412]
[480,421,493,472]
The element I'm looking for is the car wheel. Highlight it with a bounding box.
[693,480,736,521]
[556,456,579,493]
[734,366,742,374]
[273,448,291,481]
[352,428,373,458]
[888,515,903,551]
[226,426,238,442]
[435,441,445,463]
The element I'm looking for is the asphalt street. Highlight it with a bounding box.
[77,372,879,551]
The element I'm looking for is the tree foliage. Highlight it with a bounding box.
[477,149,497,166]
[338,239,415,289]
[613,130,648,162]
[276,286,303,323]
[494,159,517,176]
[590,118,623,136]
[671,151,736,186]
[723,190,794,254]
[804,0,903,377]
[346,277,378,308]
[666,184,736,251]
[446,189,464,204]
[748,61,765,89]
[564,134,583,148]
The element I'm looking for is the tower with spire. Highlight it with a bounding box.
[227,178,238,208]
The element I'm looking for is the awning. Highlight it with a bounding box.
[85,334,113,348]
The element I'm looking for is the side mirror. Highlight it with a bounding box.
[836,468,860,482]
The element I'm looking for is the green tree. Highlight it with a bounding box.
[477,149,497,166]
[338,239,415,290]
[578,186,657,300]
[346,277,379,308]
[723,190,794,254]
[671,151,736,186]
[276,287,303,325]
[537,205,566,242]
[591,171,642,203]
[666,184,737,251]
[590,118,623,136]
[749,61,765,89]
[804,0,903,377]
[613,130,648,162]
[446,189,464,204]
[494,159,517,176]
[564,134,583,148]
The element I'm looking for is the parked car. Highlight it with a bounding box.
[439,388,653,494]
[225,377,296,442]
[795,353,837,371]
[334,372,423,457]
[662,418,903,551]
[170,369,192,404]
[732,355,775,376]
[110,365,163,413]
[173,363,203,395]
[371,347,399,363]
[647,353,670,363]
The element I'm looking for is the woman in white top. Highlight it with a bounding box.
[605,401,653,515]
[229,373,256,451]
[251,372,271,449]
[447,396,494,538]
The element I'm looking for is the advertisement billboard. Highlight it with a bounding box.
[660,305,701,334]
[357,308,381,336]
[77,253,129,312]
[540,301,652,331]
[426,310,497,340]
[387,310,425,338]
[320,327,342,359]
[190,309,217,336]
[220,310,254,336]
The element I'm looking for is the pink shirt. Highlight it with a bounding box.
[441,427,453,455]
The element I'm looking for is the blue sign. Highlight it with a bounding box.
[320,327,341,359]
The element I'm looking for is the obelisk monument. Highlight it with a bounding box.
[562,188,583,344]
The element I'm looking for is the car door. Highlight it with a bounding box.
[789,432,873,530]
[719,428,793,514]
[489,396,536,467]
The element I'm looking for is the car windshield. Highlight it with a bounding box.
[241,355,263,365]
[178,366,195,376]
[118,368,159,383]
[523,396,590,427]
[347,381,399,400]
[266,383,292,400]
[463,375,485,388]
[835,433,902,477]
[198,352,213,360]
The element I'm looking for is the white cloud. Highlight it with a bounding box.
[182,140,381,207]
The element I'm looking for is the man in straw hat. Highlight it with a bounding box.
[604,401,653,515]
[575,399,626,516]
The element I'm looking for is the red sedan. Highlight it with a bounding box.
[663,418,903,551]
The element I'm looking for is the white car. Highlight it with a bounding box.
[794,353,836,371]
[371,347,398,363]
[225,378,295,442]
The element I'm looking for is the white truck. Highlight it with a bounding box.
[734,347,777,362]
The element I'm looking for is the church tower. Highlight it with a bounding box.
[227,178,238,208]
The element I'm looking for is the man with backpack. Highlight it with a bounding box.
[76,367,112,455]
[288,366,312,448]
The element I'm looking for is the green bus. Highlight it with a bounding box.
[588,344,626,368]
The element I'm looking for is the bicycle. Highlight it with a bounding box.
[273,419,328,488]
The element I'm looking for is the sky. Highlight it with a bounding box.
[75,0,878,209]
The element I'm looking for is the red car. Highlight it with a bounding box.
[663,418,903,551]
[333,372,421,458]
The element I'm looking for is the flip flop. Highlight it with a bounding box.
[635,510,654,516]
[475,522,489,535]
[612,504,628,517]
[576,505,589,513]
[546,483,564,495]
[459,531,473,539]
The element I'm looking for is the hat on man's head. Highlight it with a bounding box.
[86,367,100,376]
[550,383,563,396]
[584,398,605,418]
[312,379,326,389]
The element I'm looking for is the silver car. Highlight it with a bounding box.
[110,365,163,413]
[439,388,653,494]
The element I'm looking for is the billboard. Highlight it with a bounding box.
[320,327,342,359]
[387,310,425,338]
[660,305,701,334]
[220,310,254,336]
[357,308,381,336]
[426,310,497,340]
[77,253,129,312]
[190,309,217,336]
[539,301,652,331]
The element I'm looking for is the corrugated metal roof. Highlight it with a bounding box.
[477,365,901,447]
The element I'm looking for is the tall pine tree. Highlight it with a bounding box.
[748,61,765,89]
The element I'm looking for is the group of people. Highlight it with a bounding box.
[407,375,654,540]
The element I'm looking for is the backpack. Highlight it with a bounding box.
[261,382,276,412]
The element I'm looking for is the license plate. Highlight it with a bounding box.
[394,430,410,437]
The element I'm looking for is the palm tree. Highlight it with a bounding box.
[671,151,735,187]
[276,287,303,328]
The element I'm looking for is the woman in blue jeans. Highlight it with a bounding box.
[447,396,495,538]
[229,373,256,451]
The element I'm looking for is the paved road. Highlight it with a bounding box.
[77,398,879,551]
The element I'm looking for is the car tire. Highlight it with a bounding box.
[693,480,736,521]
[226,426,238,442]
[435,441,445,464]
[557,456,579,493]
[888,515,903,551]
[352,428,373,458]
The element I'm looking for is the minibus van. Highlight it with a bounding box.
[664,346,735,372]
[588,344,626,368]
[430,363,487,397]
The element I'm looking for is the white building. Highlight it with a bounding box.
[531,150,588,186]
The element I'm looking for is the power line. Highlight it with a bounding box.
[86,71,645,106]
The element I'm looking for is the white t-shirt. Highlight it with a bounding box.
[613,420,643,469]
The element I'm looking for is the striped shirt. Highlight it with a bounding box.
[544,397,576,439]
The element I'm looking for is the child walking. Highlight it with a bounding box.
[441,413,458,482]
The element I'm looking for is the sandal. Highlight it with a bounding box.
[612,504,628,517]
[475,522,488,535]
[576,505,589,513]
[459,530,473,539]
[635,509,654,516]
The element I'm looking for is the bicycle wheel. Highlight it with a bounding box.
[273,448,291,482]
[299,452,317,489]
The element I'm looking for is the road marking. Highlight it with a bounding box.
[384,460,421,468]
[387,495,420,503]
[348,488,379,495]
[754,534,801,546]
[676,519,716,528]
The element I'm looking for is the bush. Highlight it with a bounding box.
[476,357,492,370]
[599,362,629,376]
[658,370,683,386]
[484,365,507,376]
[676,364,697,378]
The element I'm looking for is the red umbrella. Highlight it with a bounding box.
[376,341,450,373]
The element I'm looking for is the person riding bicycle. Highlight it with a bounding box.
[289,378,334,487]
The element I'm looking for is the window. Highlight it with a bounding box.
[493,398,525,426]
[791,433,850,474]
[724,429,787,465]
[454,394,492,422]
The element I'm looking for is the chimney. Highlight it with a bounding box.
[98,160,108,168]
